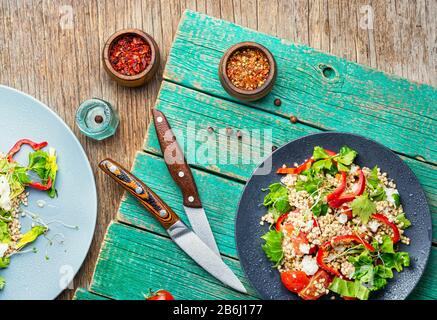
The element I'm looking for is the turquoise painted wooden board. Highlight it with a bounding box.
[73,288,109,300]
[76,11,437,300]
[164,11,436,164]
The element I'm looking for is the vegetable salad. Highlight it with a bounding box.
[0,139,58,291]
[261,146,410,300]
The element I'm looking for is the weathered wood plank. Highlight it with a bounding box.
[117,151,244,258]
[73,288,110,300]
[142,82,437,241]
[90,222,258,300]
[90,221,437,300]
[164,10,437,163]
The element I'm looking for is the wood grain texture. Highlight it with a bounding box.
[90,222,258,300]
[80,221,437,300]
[0,0,435,300]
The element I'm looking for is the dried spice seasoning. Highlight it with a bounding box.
[226,48,270,91]
[109,35,152,76]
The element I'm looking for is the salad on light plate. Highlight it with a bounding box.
[0,139,59,291]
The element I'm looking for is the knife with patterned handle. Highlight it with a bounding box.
[99,158,180,229]
[152,109,220,256]
[98,158,247,293]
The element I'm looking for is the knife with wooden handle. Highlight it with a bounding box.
[99,158,247,293]
[152,109,220,256]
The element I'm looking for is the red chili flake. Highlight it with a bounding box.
[109,35,152,76]
[226,48,270,91]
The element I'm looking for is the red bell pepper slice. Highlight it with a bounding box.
[328,169,366,208]
[316,234,374,278]
[341,205,353,220]
[277,149,338,175]
[327,172,347,202]
[330,234,375,252]
[316,246,343,278]
[371,213,401,243]
[7,139,48,162]
[324,149,337,156]
[275,212,290,231]
[276,158,314,174]
[28,177,53,191]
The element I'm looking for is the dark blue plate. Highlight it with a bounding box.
[235,132,432,300]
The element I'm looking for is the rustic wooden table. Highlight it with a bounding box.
[0,0,435,300]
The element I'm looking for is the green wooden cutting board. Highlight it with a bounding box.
[75,10,437,300]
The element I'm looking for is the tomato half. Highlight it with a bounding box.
[298,270,332,300]
[281,270,310,293]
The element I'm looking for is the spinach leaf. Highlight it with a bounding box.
[261,230,284,265]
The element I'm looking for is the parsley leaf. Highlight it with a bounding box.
[396,213,411,229]
[313,146,330,160]
[330,146,358,172]
[351,193,376,224]
[367,166,387,201]
[312,202,328,217]
[392,194,401,208]
[262,183,291,215]
[295,175,321,194]
[261,230,284,265]
[312,159,333,172]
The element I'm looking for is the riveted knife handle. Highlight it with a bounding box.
[99,158,180,230]
[152,109,202,208]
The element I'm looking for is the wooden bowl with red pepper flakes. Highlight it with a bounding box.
[219,42,277,102]
[103,29,160,87]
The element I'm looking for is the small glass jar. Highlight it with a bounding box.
[75,98,119,141]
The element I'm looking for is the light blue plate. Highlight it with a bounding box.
[0,85,97,300]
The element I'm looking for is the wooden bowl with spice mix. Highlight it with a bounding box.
[219,42,277,102]
[103,29,160,87]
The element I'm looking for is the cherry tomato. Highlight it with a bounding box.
[298,270,332,300]
[281,270,311,293]
[146,289,174,300]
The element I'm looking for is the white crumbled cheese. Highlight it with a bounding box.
[306,219,314,230]
[350,164,359,174]
[0,243,8,258]
[0,175,12,211]
[337,214,348,224]
[299,243,310,255]
[302,255,319,276]
[368,220,380,233]
[385,187,399,206]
